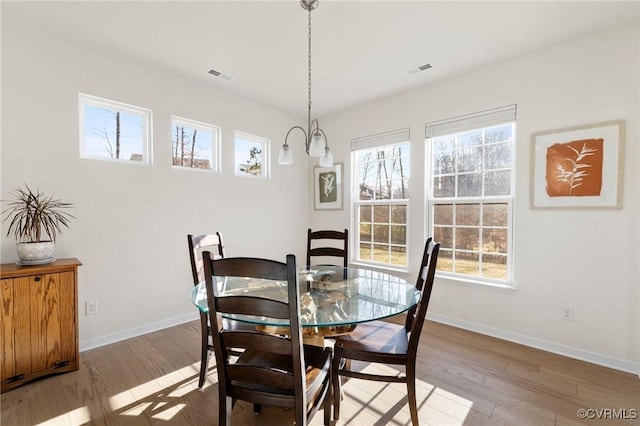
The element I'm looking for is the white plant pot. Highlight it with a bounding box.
[16,241,55,261]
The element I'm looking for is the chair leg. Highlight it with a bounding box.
[198,314,210,388]
[227,396,234,426]
[332,353,342,420]
[324,369,332,426]
[407,370,419,426]
[219,394,232,426]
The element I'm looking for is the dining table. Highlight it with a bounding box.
[190,265,419,343]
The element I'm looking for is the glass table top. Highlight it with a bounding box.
[190,266,419,328]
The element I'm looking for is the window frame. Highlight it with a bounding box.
[79,93,152,165]
[426,107,516,287]
[170,116,221,173]
[352,130,411,271]
[234,131,270,179]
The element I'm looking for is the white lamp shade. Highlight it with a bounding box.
[308,132,325,157]
[278,145,293,165]
[319,147,333,167]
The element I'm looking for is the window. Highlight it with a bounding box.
[426,105,516,284]
[79,93,151,164]
[234,131,269,178]
[171,116,220,172]
[352,129,410,267]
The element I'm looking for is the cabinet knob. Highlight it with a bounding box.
[34,276,41,282]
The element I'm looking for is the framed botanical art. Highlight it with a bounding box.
[314,163,343,210]
[530,120,624,209]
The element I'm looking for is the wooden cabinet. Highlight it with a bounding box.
[0,258,81,393]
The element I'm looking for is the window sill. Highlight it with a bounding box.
[435,273,517,291]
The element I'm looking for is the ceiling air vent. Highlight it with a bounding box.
[207,68,233,81]
[407,63,432,76]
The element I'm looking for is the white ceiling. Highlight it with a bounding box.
[4,1,639,119]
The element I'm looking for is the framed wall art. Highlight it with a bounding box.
[530,120,624,209]
[314,163,343,210]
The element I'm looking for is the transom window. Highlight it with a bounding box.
[171,116,220,172]
[427,105,516,284]
[234,131,270,179]
[352,129,410,268]
[79,93,151,165]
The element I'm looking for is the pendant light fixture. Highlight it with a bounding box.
[278,0,333,167]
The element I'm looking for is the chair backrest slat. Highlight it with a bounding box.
[306,228,349,268]
[210,257,289,281]
[309,247,346,258]
[227,365,295,390]
[222,331,293,356]
[215,296,290,319]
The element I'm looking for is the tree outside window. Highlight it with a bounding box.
[79,93,151,164]
[428,116,515,284]
[234,132,269,179]
[354,141,410,267]
[171,117,220,172]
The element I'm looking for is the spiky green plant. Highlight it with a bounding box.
[2,185,75,242]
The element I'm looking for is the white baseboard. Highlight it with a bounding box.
[427,313,640,376]
[79,310,639,377]
[79,312,199,352]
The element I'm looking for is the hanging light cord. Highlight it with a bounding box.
[307,6,313,135]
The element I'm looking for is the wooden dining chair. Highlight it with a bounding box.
[187,233,226,388]
[306,228,348,268]
[203,252,333,426]
[331,238,440,426]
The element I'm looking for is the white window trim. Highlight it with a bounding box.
[352,128,411,269]
[425,105,516,287]
[234,131,270,179]
[79,93,152,165]
[171,115,221,173]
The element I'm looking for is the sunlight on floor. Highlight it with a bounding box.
[35,406,91,426]
[339,363,473,425]
[150,402,187,421]
[121,401,153,416]
[107,361,210,421]
[32,359,473,425]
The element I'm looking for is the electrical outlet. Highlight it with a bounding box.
[561,307,574,321]
[85,300,98,316]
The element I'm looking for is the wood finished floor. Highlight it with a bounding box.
[1,319,638,426]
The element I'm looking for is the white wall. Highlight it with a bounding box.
[313,22,640,373]
[1,19,310,349]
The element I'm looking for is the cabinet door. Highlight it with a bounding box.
[1,277,33,381]
[29,272,76,372]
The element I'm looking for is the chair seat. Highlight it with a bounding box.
[334,320,408,362]
[234,344,331,405]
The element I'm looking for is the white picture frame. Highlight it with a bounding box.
[530,120,624,209]
[314,163,343,210]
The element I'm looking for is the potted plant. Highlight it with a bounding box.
[2,185,75,264]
